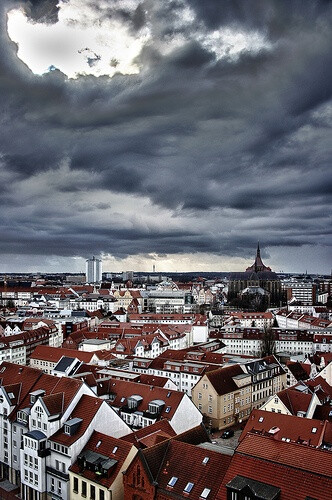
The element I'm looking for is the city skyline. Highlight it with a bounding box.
[0,1,331,274]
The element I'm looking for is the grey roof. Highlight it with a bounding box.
[226,475,280,500]
[65,417,83,426]
[54,356,76,372]
[79,449,117,471]
[25,430,47,440]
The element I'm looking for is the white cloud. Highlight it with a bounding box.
[7,1,150,78]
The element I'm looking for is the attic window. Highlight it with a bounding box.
[258,417,264,422]
[200,488,211,499]
[202,457,209,464]
[0,367,6,373]
[120,397,125,403]
[168,476,178,487]
[96,441,101,448]
[184,482,194,493]
[312,427,317,433]
[167,392,171,398]
[8,393,15,399]
[112,446,118,454]
[165,406,171,413]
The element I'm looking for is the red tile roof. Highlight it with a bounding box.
[218,433,332,500]
[30,345,99,363]
[156,440,231,499]
[70,430,135,489]
[277,387,313,415]
[50,395,103,445]
[240,409,326,447]
[206,364,248,395]
[121,419,177,448]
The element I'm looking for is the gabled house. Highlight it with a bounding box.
[97,378,202,433]
[46,394,130,500]
[69,431,137,500]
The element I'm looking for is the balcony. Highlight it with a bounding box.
[46,466,69,481]
[38,448,51,458]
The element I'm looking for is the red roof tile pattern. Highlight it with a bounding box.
[218,434,332,500]
[240,409,326,447]
[31,345,99,363]
[121,420,176,448]
[277,387,313,415]
[50,394,103,445]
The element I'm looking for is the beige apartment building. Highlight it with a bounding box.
[192,364,252,430]
[192,356,286,430]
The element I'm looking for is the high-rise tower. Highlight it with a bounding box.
[86,256,102,283]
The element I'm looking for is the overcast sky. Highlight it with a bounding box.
[0,0,331,274]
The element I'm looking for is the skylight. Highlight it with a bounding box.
[168,476,178,487]
[96,440,101,448]
[200,488,211,499]
[112,446,118,454]
[184,482,194,493]
[312,427,317,433]
[258,417,264,422]
[202,456,209,464]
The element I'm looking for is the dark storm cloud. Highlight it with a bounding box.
[0,0,331,270]
[23,0,60,24]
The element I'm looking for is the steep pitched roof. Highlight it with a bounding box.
[277,388,313,415]
[156,440,231,499]
[121,419,177,448]
[50,395,103,445]
[70,430,135,489]
[240,409,326,447]
[217,433,332,500]
[206,364,247,395]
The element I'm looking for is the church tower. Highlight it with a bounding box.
[245,242,272,273]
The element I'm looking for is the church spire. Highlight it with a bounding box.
[245,243,272,273]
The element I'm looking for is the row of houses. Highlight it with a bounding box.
[0,361,202,500]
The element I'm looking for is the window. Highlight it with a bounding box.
[208,395,212,402]
[202,457,209,464]
[200,488,211,499]
[90,485,95,500]
[82,481,87,497]
[184,482,194,493]
[312,427,317,433]
[99,490,105,500]
[198,392,202,400]
[168,476,178,487]
[208,405,212,414]
[73,477,78,493]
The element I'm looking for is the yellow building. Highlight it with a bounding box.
[69,432,137,500]
[192,364,252,430]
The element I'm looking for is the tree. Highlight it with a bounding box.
[260,327,276,357]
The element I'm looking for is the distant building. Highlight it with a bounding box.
[86,256,102,283]
[228,243,282,305]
